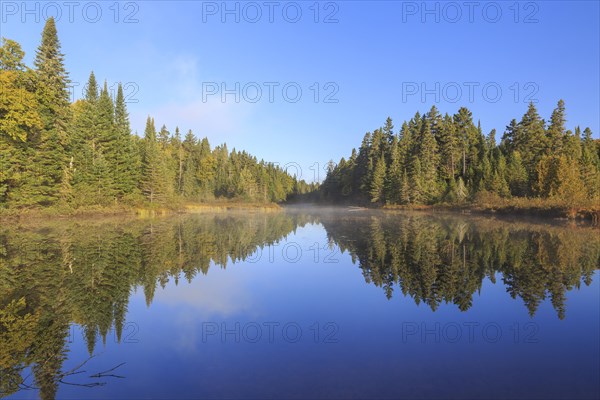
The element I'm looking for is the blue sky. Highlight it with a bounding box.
[2,1,599,182]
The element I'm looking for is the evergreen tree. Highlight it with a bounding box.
[438,114,459,181]
[399,170,410,205]
[114,83,141,198]
[453,107,479,190]
[27,17,71,206]
[354,132,371,196]
[416,120,441,202]
[370,154,386,203]
[580,128,600,200]
[516,103,547,193]
[141,117,170,203]
[70,72,102,204]
[507,151,528,197]
[385,136,402,203]
[547,99,566,154]
[95,81,118,200]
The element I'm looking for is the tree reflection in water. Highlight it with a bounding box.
[1,211,598,398]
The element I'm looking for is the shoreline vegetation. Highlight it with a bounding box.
[1,19,599,223]
[0,200,282,221]
[2,199,598,224]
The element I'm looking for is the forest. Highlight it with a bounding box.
[320,103,600,209]
[1,18,600,216]
[0,18,314,212]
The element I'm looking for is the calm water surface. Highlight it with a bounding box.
[1,208,599,399]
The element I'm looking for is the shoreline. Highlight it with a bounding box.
[285,201,600,224]
[1,200,598,225]
[0,201,282,222]
[382,203,600,222]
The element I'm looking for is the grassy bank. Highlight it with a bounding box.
[383,194,600,222]
[0,200,281,222]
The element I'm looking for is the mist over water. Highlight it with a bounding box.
[2,208,599,399]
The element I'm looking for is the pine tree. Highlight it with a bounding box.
[70,72,101,204]
[491,153,510,197]
[438,114,459,180]
[453,107,479,190]
[172,127,184,195]
[399,169,410,205]
[354,132,371,196]
[197,137,216,198]
[141,117,170,203]
[416,120,441,202]
[516,102,547,193]
[507,151,528,197]
[547,99,566,154]
[367,128,385,189]
[95,81,118,200]
[455,177,468,202]
[370,154,386,203]
[382,117,394,159]
[114,83,141,198]
[34,17,70,133]
[580,128,600,200]
[563,127,582,160]
[385,136,401,203]
[181,130,199,198]
[409,158,423,203]
[501,119,519,153]
[27,17,71,206]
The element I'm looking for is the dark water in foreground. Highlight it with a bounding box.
[1,208,599,399]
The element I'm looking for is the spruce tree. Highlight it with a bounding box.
[399,170,410,205]
[354,132,371,196]
[34,17,70,132]
[181,130,199,198]
[547,99,566,154]
[114,83,141,198]
[516,102,547,193]
[370,154,386,203]
[28,17,71,206]
[385,136,402,203]
[438,114,459,180]
[507,151,528,197]
[70,72,101,204]
[141,117,161,203]
[453,107,479,189]
[141,117,172,203]
[580,128,600,199]
[416,121,441,202]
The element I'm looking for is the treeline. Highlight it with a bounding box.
[0,18,314,210]
[321,103,600,206]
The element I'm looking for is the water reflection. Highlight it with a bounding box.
[317,212,600,319]
[0,213,312,398]
[0,210,598,399]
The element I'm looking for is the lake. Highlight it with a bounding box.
[1,208,599,399]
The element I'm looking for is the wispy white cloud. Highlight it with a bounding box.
[153,267,260,353]
[130,54,257,142]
